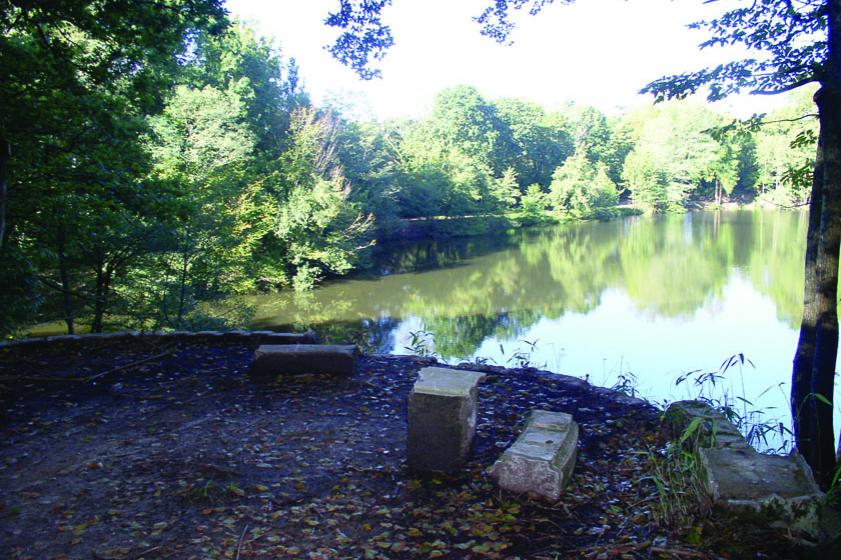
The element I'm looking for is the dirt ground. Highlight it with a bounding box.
[0,337,807,559]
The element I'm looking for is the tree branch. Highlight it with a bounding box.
[751,76,816,94]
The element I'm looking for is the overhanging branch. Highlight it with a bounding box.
[751,76,817,94]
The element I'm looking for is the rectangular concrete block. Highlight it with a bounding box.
[407,367,486,473]
[489,410,578,501]
[699,447,824,537]
[251,344,358,376]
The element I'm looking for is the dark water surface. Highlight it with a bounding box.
[246,209,840,449]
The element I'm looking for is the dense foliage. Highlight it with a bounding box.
[0,3,818,340]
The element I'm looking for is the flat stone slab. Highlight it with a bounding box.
[251,344,358,376]
[407,367,486,473]
[489,410,578,501]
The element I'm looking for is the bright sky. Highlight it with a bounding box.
[224,0,788,120]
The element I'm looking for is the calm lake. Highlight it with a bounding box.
[244,209,840,450]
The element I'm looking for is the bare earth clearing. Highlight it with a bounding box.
[0,338,803,559]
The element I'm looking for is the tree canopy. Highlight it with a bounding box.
[0,0,816,337]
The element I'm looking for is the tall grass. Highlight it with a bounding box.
[673,353,793,454]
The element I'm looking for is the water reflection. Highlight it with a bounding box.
[246,209,838,449]
[251,210,807,350]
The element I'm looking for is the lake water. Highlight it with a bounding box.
[245,209,840,451]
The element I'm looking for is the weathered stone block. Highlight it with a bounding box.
[251,344,358,376]
[699,447,824,537]
[662,399,830,542]
[489,410,578,501]
[407,367,486,473]
[662,400,748,450]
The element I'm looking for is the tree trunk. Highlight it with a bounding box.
[176,246,190,328]
[829,0,841,486]
[791,83,841,489]
[92,259,108,333]
[0,138,9,248]
[57,231,75,335]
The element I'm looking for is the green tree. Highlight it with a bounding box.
[622,148,669,212]
[0,0,225,334]
[148,84,258,326]
[272,108,373,290]
[334,119,403,234]
[427,85,505,171]
[185,22,306,154]
[708,139,740,205]
[549,148,618,217]
[561,104,612,165]
[491,167,521,209]
[518,184,551,223]
[618,102,728,208]
[0,0,225,249]
[398,115,496,217]
[753,88,820,205]
[493,98,574,188]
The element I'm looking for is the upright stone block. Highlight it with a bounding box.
[407,367,486,473]
[489,410,578,501]
[251,344,358,376]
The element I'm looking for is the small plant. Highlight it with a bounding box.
[404,330,438,358]
[179,479,221,505]
[827,464,841,507]
[504,339,543,368]
[637,411,717,533]
[639,440,712,531]
[611,370,639,397]
[472,355,496,366]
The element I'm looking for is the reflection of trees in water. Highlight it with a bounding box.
[370,232,524,276]
[526,223,621,315]
[259,317,401,354]
[248,210,809,358]
[424,310,540,359]
[619,213,733,318]
[746,210,808,328]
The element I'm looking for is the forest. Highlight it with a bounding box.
[0,5,818,338]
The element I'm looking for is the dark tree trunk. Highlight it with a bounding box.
[0,139,9,248]
[791,76,841,488]
[176,247,190,328]
[828,0,841,483]
[91,260,112,334]
[57,231,75,335]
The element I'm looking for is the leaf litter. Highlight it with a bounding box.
[0,338,803,559]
